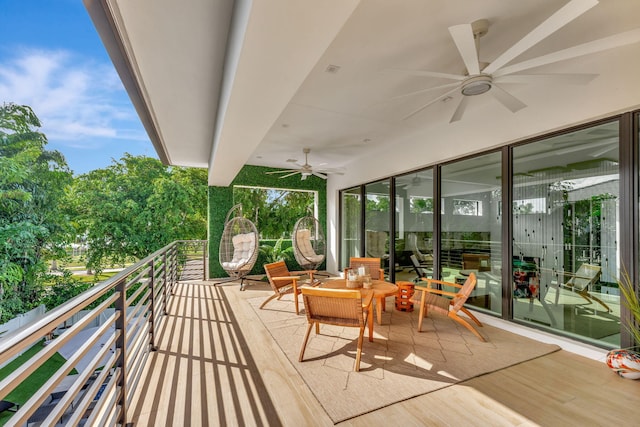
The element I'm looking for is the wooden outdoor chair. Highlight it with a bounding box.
[260,260,317,315]
[556,263,609,312]
[412,272,485,342]
[299,287,374,372]
[344,257,385,280]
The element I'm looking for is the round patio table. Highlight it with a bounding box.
[320,279,398,325]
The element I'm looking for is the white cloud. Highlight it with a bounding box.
[0,48,147,147]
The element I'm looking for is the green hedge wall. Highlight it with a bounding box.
[208,165,327,279]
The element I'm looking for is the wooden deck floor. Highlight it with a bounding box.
[129,280,640,426]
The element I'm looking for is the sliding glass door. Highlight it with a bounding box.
[364,180,391,278]
[512,120,620,347]
[340,187,361,270]
[440,152,502,315]
[395,170,434,283]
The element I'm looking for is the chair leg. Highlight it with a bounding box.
[417,291,427,332]
[450,312,485,342]
[367,305,374,342]
[354,326,365,372]
[577,289,611,312]
[460,306,483,326]
[293,282,300,315]
[299,322,314,362]
[259,293,280,310]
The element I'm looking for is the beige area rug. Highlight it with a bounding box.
[249,294,561,424]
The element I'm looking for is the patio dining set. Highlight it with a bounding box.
[260,256,485,372]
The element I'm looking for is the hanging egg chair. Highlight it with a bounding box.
[215,204,259,290]
[292,215,325,273]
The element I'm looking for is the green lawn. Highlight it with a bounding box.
[0,341,69,426]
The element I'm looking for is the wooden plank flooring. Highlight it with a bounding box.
[129,280,640,426]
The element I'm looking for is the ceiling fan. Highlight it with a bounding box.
[393,0,640,123]
[265,148,343,180]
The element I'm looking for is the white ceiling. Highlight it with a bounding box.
[86,0,640,187]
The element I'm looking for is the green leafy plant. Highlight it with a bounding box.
[617,268,640,347]
[260,237,293,264]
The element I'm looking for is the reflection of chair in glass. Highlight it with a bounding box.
[344,257,385,281]
[412,272,485,342]
[299,287,374,372]
[366,230,388,259]
[557,264,609,312]
[407,233,433,267]
[261,260,316,315]
[292,216,325,274]
[216,204,259,290]
[409,254,430,282]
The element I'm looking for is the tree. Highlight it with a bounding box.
[233,187,315,239]
[70,155,207,272]
[0,103,73,322]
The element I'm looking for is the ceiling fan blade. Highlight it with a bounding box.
[392,81,460,100]
[497,73,598,85]
[450,96,470,123]
[491,84,527,113]
[385,68,465,81]
[494,28,640,77]
[484,0,599,75]
[265,169,297,175]
[280,171,301,178]
[312,172,328,179]
[402,86,460,120]
[449,24,480,75]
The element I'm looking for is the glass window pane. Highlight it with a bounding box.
[512,121,620,347]
[340,187,361,269]
[365,180,391,278]
[441,152,502,315]
[395,170,434,283]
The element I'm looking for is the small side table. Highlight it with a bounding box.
[395,281,415,312]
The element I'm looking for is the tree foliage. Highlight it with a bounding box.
[70,155,207,272]
[0,103,73,322]
[233,187,314,239]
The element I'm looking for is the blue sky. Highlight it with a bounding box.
[0,0,157,175]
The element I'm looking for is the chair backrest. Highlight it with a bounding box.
[366,230,387,258]
[349,257,383,280]
[568,264,601,290]
[301,287,364,327]
[264,260,293,291]
[231,232,256,263]
[451,272,477,312]
[409,254,428,278]
[294,228,325,262]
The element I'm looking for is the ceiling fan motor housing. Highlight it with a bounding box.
[461,74,492,96]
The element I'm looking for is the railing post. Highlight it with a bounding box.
[149,259,157,351]
[115,277,128,425]
[202,240,207,281]
[163,251,168,315]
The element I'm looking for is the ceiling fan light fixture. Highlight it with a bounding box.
[461,75,492,96]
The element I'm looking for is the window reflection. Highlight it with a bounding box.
[395,170,434,283]
[441,153,502,315]
[365,180,391,278]
[512,121,620,347]
[340,187,361,269]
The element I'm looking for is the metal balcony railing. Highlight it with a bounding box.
[0,240,207,426]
